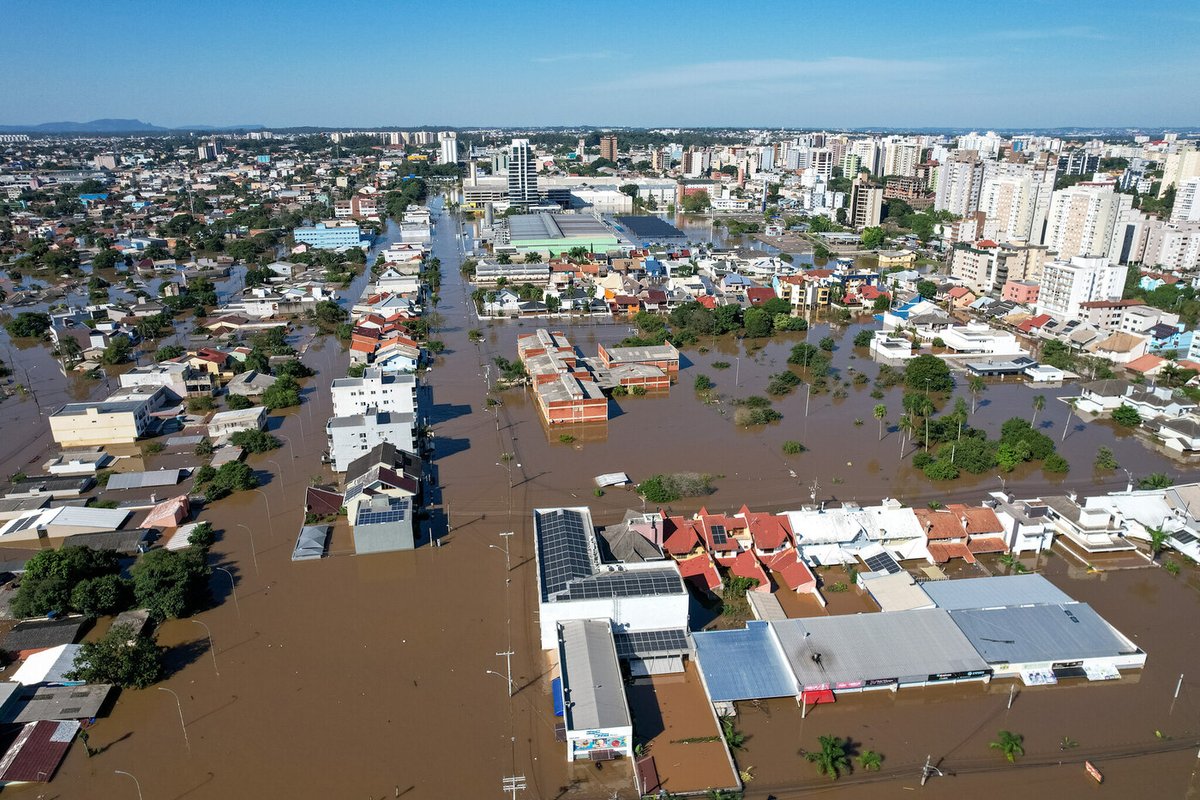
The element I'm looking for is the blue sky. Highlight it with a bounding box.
[4,0,1198,128]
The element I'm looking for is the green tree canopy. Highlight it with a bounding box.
[132,548,212,620]
[66,623,164,689]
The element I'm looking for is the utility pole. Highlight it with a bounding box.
[920,754,943,786]
[501,775,526,799]
[497,650,515,697]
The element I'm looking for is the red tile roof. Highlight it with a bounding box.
[946,504,1004,534]
[927,541,976,564]
[737,507,792,551]
[660,515,702,556]
[677,553,722,593]
[764,550,816,592]
[966,536,1007,555]
[729,550,771,592]
[914,509,967,541]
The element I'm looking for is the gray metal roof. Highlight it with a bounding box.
[922,574,1074,610]
[106,469,186,490]
[6,684,113,724]
[692,622,797,702]
[292,525,329,561]
[949,603,1141,665]
[558,620,630,732]
[772,610,989,687]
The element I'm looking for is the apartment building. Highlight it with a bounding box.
[1036,256,1129,320]
[599,134,618,162]
[330,369,418,417]
[935,151,984,217]
[848,176,883,229]
[293,221,363,250]
[1042,181,1132,262]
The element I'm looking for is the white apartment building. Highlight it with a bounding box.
[957,131,1004,158]
[935,152,984,216]
[326,410,417,472]
[1043,181,1133,262]
[807,149,834,182]
[508,138,538,207]
[1036,256,1129,320]
[330,369,418,418]
[882,139,921,177]
[979,161,1056,243]
[439,132,459,165]
[1143,221,1200,271]
[1171,177,1200,223]
[851,138,881,175]
[1161,147,1200,195]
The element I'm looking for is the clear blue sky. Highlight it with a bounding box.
[4,0,1198,129]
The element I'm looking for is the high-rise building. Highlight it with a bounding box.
[1171,176,1200,223]
[1057,150,1100,177]
[1143,221,1200,271]
[935,151,984,217]
[1043,181,1133,262]
[439,132,459,165]
[1036,256,1128,319]
[758,145,775,173]
[840,153,862,177]
[808,149,834,182]
[577,137,587,160]
[848,175,883,230]
[979,161,1056,243]
[507,138,538,208]
[1161,147,1200,196]
[651,147,671,173]
[957,131,1004,159]
[599,134,618,162]
[850,139,881,175]
[882,139,921,177]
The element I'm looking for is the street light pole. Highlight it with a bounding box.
[253,489,275,538]
[114,770,143,800]
[190,618,219,677]
[158,687,190,754]
[497,649,515,697]
[734,356,740,387]
[214,566,240,617]
[237,523,259,575]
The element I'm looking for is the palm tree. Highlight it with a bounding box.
[523,251,542,264]
[968,375,986,414]
[805,734,851,780]
[858,750,882,771]
[1031,394,1046,426]
[1147,527,1170,559]
[1061,399,1076,442]
[898,414,913,457]
[990,730,1025,763]
[873,404,887,440]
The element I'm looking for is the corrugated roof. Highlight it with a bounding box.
[949,603,1141,664]
[0,720,79,782]
[558,620,631,732]
[772,610,988,688]
[922,574,1073,610]
[692,621,797,701]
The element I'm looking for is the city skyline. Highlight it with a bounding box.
[3,0,1199,129]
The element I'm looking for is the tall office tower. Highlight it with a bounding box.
[935,151,984,217]
[651,147,671,172]
[979,161,1056,243]
[439,132,459,165]
[599,134,618,162]
[577,137,587,159]
[507,138,538,208]
[1043,180,1133,263]
[848,175,883,229]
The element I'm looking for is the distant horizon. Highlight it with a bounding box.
[4,0,1198,129]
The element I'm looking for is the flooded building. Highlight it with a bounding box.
[327,410,416,471]
[330,369,418,418]
[556,619,633,763]
[48,391,163,447]
[533,507,688,650]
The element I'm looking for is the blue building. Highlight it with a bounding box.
[293,221,364,250]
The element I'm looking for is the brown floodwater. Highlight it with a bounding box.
[6,201,1200,799]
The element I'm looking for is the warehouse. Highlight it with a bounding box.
[557,619,632,762]
[507,213,620,255]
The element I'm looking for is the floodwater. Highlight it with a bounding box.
[4,199,1200,799]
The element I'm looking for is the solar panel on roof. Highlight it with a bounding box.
[1173,530,1197,544]
[864,552,901,574]
[711,525,728,545]
[613,629,689,659]
[538,509,595,599]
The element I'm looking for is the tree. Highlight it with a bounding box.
[226,393,253,410]
[743,307,773,338]
[10,546,123,618]
[70,574,132,617]
[805,735,851,780]
[819,336,835,352]
[155,344,185,361]
[1043,453,1070,474]
[861,226,886,250]
[1147,527,1170,558]
[858,750,882,771]
[312,299,348,327]
[273,358,313,381]
[968,375,986,413]
[1138,472,1174,490]
[990,730,1025,763]
[230,429,281,453]
[905,355,953,392]
[916,280,938,299]
[681,190,711,212]
[1031,394,1046,425]
[132,547,212,619]
[5,312,51,338]
[102,334,133,365]
[263,376,301,410]
[199,460,259,502]
[523,251,542,263]
[92,248,122,271]
[65,624,164,689]
[1112,404,1142,427]
[853,329,875,347]
[874,404,887,440]
[694,374,714,391]
[1095,446,1118,470]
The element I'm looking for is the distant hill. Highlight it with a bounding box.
[0,118,265,134]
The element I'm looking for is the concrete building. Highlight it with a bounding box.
[508,138,538,208]
[506,214,619,255]
[599,134,617,162]
[293,221,364,250]
[326,410,417,472]
[331,369,418,418]
[48,392,162,448]
[557,619,633,763]
[1161,147,1200,195]
[532,506,689,650]
[935,151,984,216]
[1043,182,1133,262]
[979,161,1056,243]
[848,176,883,230]
[207,406,267,439]
[438,132,458,165]
[1143,221,1200,271]
[1037,256,1129,320]
[882,139,921,177]
[1172,176,1200,223]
